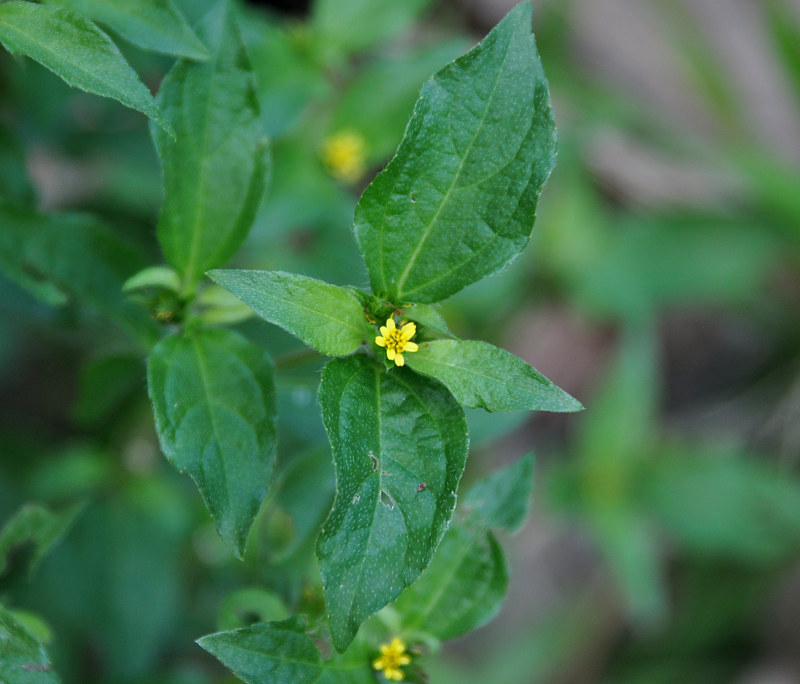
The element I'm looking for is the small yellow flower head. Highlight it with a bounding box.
[375,317,418,367]
[372,637,412,681]
[321,129,366,183]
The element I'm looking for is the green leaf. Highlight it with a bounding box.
[208,269,369,357]
[354,3,556,303]
[402,302,453,338]
[218,588,288,631]
[317,354,468,652]
[198,616,374,684]
[147,327,277,558]
[0,502,83,577]
[122,265,181,294]
[0,123,35,205]
[311,0,431,57]
[45,0,208,60]
[0,603,60,683]
[393,525,507,641]
[0,201,157,345]
[0,1,170,131]
[463,452,535,533]
[405,340,581,413]
[152,0,268,290]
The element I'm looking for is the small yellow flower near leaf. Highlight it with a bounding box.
[375,317,418,367]
[372,637,412,681]
[321,129,366,183]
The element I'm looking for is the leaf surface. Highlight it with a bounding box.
[317,354,468,651]
[406,340,581,412]
[0,1,169,129]
[209,269,369,356]
[153,0,268,289]
[0,603,60,683]
[147,328,276,557]
[354,3,556,303]
[45,0,207,59]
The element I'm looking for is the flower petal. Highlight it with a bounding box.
[395,353,405,367]
[385,317,396,332]
[398,654,411,665]
[404,341,418,353]
[375,336,386,347]
[386,347,396,361]
[379,326,389,337]
[373,658,385,670]
[400,322,416,340]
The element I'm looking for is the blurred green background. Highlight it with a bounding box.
[2,0,800,681]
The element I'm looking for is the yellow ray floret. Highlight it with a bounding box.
[321,129,366,183]
[372,637,412,681]
[375,317,418,367]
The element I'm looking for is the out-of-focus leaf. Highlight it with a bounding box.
[0,502,83,577]
[152,0,268,291]
[407,340,581,413]
[0,201,158,345]
[355,4,556,303]
[0,603,60,683]
[330,40,469,162]
[218,588,288,630]
[208,270,369,356]
[463,452,535,533]
[0,1,170,130]
[0,124,34,205]
[44,0,208,59]
[72,354,143,425]
[317,354,467,652]
[311,0,431,57]
[147,328,277,558]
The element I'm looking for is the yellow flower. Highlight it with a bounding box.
[375,317,418,367]
[372,637,412,681]
[321,129,366,183]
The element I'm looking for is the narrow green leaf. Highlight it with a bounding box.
[311,0,431,57]
[198,616,374,684]
[406,340,581,413]
[393,525,507,641]
[45,0,208,60]
[0,1,170,131]
[317,355,468,652]
[0,201,158,345]
[463,452,535,533]
[0,603,60,683]
[208,269,369,357]
[153,0,268,290]
[354,2,556,303]
[147,328,277,558]
[0,502,83,577]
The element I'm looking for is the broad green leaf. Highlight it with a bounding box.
[402,302,453,338]
[0,201,158,345]
[208,269,369,357]
[45,0,208,60]
[393,525,507,641]
[0,1,169,131]
[463,452,535,533]
[354,3,556,303]
[198,616,374,684]
[317,354,468,652]
[0,603,60,683]
[311,0,431,57]
[147,327,277,558]
[152,0,268,290]
[0,502,83,577]
[405,340,581,413]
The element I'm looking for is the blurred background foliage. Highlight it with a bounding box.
[1,0,800,681]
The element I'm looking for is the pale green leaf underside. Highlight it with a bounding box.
[0,1,169,131]
[44,0,208,59]
[208,269,368,357]
[153,0,267,288]
[147,328,277,558]
[406,339,581,413]
[354,2,556,303]
[0,603,60,683]
[197,616,374,684]
[393,525,507,641]
[463,451,535,533]
[317,354,468,652]
[0,502,83,577]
